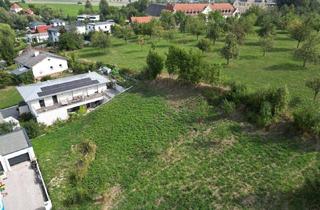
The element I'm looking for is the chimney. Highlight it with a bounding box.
[33,51,39,57]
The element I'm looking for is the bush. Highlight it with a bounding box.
[197,38,211,52]
[0,122,14,135]
[21,120,45,138]
[40,75,52,82]
[222,99,235,116]
[0,71,15,88]
[225,82,248,105]
[17,71,34,84]
[77,105,87,115]
[293,103,320,136]
[257,101,273,127]
[145,50,164,80]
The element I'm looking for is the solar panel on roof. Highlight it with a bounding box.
[37,78,99,97]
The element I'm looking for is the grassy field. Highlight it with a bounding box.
[33,83,320,209]
[0,86,22,109]
[68,30,319,104]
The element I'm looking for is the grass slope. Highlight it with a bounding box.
[33,84,319,209]
[0,86,21,109]
[70,30,318,103]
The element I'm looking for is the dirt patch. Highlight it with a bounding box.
[48,168,66,188]
[96,185,122,210]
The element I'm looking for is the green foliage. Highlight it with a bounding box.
[40,75,52,82]
[202,64,221,85]
[206,21,223,45]
[0,122,14,135]
[145,50,164,80]
[77,105,87,115]
[288,19,312,48]
[17,71,34,85]
[160,10,176,30]
[293,103,320,136]
[185,16,206,40]
[220,33,239,65]
[0,23,16,64]
[21,120,45,139]
[0,71,15,88]
[259,34,274,56]
[99,0,109,19]
[222,99,236,116]
[91,31,111,50]
[113,25,133,43]
[306,77,320,100]
[257,101,273,127]
[197,38,211,52]
[59,32,84,51]
[294,33,320,67]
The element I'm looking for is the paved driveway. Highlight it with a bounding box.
[2,161,46,210]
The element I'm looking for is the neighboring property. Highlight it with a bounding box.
[26,32,49,44]
[12,49,68,79]
[23,8,34,15]
[48,27,61,43]
[233,0,276,14]
[75,23,87,34]
[50,19,65,27]
[86,20,115,33]
[0,129,52,210]
[130,16,154,24]
[77,14,100,22]
[29,21,47,32]
[166,3,237,17]
[146,3,166,17]
[16,72,123,126]
[10,3,23,13]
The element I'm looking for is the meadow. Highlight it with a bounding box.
[69,30,319,104]
[33,82,320,209]
[0,86,21,109]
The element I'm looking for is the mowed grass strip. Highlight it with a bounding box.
[32,85,319,209]
[0,86,22,109]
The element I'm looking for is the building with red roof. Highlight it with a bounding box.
[166,3,237,17]
[10,3,23,13]
[130,16,154,24]
[36,25,51,33]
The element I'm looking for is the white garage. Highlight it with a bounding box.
[0,129,35,174]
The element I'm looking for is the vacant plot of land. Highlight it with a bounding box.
[33,84,319,209]
[0,87,22,109]
[69,30,319,103]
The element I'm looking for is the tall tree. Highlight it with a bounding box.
[99,0,109,20]
[91,31,111,52]
[0,23,16,64]
[84,0,93,14]
[58,32,84,51]
[220,33,239,65]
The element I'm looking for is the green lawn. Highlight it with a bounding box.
[69,30,319,104]
[33,84,320,209]
[0,86,22,109]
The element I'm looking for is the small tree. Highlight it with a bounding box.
[206,22,222,45]
[259,34,274,56]
[289,19,312,48]
[203,64,221,85]
[197,38,211,52]
[91,31,111,52]
[220,33,239,65]
[145,50,164,79]
[294,34,320,67]
[99,0,109,20]
[58,32,83,51]
[186,17,205,40]
[306,78,320,100]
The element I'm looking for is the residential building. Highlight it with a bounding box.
[26,32,49,44]
[12,49,68,79]
[10,3,23,13]
[130,16,154,24]
[29,21,47,32]
[0,129,52,210]
[16,72,122,126]
[75,23,87,34]
[233,0,277,14]
[50,19,65,27]
[48,27,61,43]
[146,3,166,17]
[86,20,115,33]
[166,3,237,17]
[77,14,100,22]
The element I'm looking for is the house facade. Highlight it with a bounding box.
[48,27,61,43]
[166,3,237,17]
[77,14,100,22]
[86,21,115,33]
[233,0,277,14]
[50,19,65,27]
[13,49,68,79]
[26,32,49,43]
[10,3,23,13]
[16,72,113,126]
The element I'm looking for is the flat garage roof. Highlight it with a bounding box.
[2,161,47,210]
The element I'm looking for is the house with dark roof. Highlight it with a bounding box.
[16,72,123,125]
[146,3,166,17]
[12,49,68,79]
[166,3,237,17]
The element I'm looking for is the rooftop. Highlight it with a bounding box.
[167,3,235,12]
[17,72,110,102]
[131,16,154,24]
[0,129,31,156]
[88,20,115,26]
[14,49,66,68]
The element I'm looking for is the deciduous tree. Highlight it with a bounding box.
[220,33,239,65]
[306,77,320,100]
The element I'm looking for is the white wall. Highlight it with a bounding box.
[0,147,35,172]
[32,57,68,79]
[37,108,69,125]
[77,26,86,34]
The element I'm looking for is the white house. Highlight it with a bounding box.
[76,23,87,34]
[10,3,23,13]
[26,32,49,43]
[49,19,65,27]
[86,20,115,33]
[0,129,52,210]
[16,72,118,126]
[12,49,68,79]
[48,27,61,43]
[233,0,276,14]
[77,14,100,22]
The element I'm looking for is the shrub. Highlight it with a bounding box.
[257,101,273,127]
[145,50,164,80]
[17,71,34,84]
[40,75,52,82]
[225,82,248,105]
[0,71,15,88]
[0,122,14,135]
[222,99,235,116]
[197,38,211,52]
[21,120,45,138]
[293,103,320,136]
[77,105,87,115]
[18,112,34,122]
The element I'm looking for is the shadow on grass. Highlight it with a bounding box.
[245,42,260,47]
[79,50,106,58]
[264,63,302,71]
[270,47,292,53]
[240,55,259,60]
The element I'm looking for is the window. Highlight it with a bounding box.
[52,95,58,104]
[39,99,45,108]
[59,64,62,67]
[50,66,53,69]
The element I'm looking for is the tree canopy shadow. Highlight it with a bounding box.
[264,63,302,71]
[240,55,259,60]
